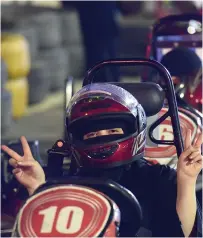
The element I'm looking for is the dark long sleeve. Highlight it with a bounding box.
[61,1,118,42]
[123,159,202,237]
[150,163,202,237]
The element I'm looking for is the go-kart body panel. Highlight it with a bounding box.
[16,186,115,237]
[11,179,141,237]
[145,106,202,168]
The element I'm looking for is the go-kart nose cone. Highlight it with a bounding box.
[14,185,121,238]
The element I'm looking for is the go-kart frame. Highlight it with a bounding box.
[63,58,184,158]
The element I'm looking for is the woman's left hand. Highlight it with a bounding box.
[177,129,202,181]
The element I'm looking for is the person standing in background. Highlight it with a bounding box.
[61,1,120,82]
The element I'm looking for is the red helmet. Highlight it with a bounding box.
[66,83,147,169]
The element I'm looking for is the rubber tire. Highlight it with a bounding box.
[39,47,68,66]
[65,45,85,78]
[11,26,39,62]
[28,60,51,104]
[1,59,8,86]
[61,10,82,45]
[1,89,12,135]
[39,47,70,90]
[26,12,62,49]
[49,63,68,91]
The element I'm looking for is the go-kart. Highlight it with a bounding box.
[1,58,202,237]
[144,13,202,168]
[11,178,142,237]
[149,13,202,112]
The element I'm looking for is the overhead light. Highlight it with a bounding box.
[187,26,196,34]
[179,83,184,89]
[180,93,184,98]
[188,20,202,33]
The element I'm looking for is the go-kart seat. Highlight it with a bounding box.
[109,82,165,117]
[33,177,143,237]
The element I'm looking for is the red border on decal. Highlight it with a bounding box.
[145,107,201,158]
[18,186,112,237]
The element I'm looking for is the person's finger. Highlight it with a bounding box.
[179,146,197,161]
[194,133,203,149]
[189,150,200,159]
[186,159,202,167]
[20,136,33,158]
[1,145,22,161]
[17,160,36,167]
[189,155,202,164]
[184,129,192,149]
[12,168,22,174]
[9,158,19,168]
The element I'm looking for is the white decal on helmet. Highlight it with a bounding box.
[132,129,146,156]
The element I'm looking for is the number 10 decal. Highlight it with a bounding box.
[39,206,84,234]
[17,186,112,237]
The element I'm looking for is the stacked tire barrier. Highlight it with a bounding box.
[1,59,13,135]
[11,26,39,62]
[27,12,63,49]
[1,5,86,108]
[13,14,53,102]
[5,77,29,119]
[39,47,69,91]
[1,89,13,135]
[1,59,8,85]
[28,60,51,104]
[1,33,29,121]
[1,33,31,78]
[30,11,68,91]
[65,45,85,79]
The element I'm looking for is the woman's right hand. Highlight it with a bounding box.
[1,136,46,196]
